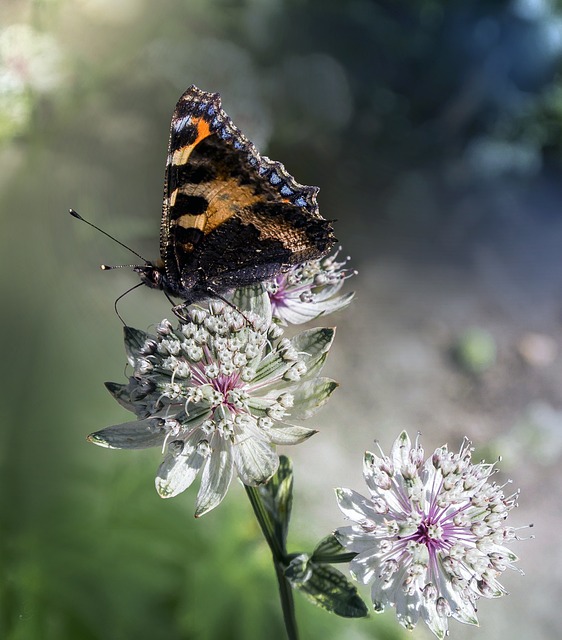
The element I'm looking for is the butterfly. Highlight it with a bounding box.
[132,85,336,306]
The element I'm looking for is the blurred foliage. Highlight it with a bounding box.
[1,0,561,638]
[452,327,497,374]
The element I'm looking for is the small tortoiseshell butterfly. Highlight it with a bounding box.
[72,85,335,307]
[133,85,335,305]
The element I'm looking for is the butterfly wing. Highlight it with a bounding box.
[160,85,335,301]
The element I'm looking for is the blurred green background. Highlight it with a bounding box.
[2,0,562,638]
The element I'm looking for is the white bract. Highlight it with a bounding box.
[265,248,355,325]
[335,431,524,639]
[89,289,336,516]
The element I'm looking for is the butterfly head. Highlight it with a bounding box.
[134,262,166,290]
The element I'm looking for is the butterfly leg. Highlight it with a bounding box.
[171,303,191,323]
[205,287,252,323]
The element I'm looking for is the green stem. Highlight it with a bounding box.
[245,485,299,640]
[274,562,299,640]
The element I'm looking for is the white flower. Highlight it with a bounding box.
[335,431,524,639]
[89,289,337,517]
[264,248,355,325]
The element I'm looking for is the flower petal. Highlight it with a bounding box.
[395,587,421,631]
[195,435,234,517]
[421,599,449,640]
[87,418,166,449]
[252,350,292,385]
[155,438,208,498]
[288,377,338,419]
[123,326,155,366]
[279,291,355,324]
[231,284,272,325]
[246,395,276,417]
[252,327,334,385]
[291,327,335,369]
[349,548,386,584]
[369,560,409,610]
[390,430,412,471]
[273,301,321,325]
[267,423,318,445]
[181,405,214,429]
[433,562,478,626]
[314,290,355,312]
[104,381,135,411]
[335,487,388,524]
[234,432,278,485]
[335,526,383,554]
[311,280,345,301]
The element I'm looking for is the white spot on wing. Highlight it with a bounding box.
[173,114,191,132]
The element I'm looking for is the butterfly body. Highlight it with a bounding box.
[142,85,335,305]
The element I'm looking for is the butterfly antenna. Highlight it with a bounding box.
[69,208,150,264]
[100,263,140,271]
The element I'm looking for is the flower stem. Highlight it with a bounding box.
[273,562,299,640]
[245,484,299,640]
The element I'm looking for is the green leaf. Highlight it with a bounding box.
[284,553,311,583]
[257,455,293,547]
[285,555,368,618]
[311,533,357,564]
[312,533,345,558]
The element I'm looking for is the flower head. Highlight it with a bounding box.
[89,289,337,516]
[335,431,524,639]
[264,248,355,325]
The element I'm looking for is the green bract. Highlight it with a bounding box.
[88,287,337,517]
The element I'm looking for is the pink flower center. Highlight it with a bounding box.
[412,517,446,554]
[269,276,288,307]
[212,373,240,395]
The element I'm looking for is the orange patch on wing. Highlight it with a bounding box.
[171,118,212,166]
[203,179,262,234]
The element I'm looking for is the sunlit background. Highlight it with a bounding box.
[2,0,562,638]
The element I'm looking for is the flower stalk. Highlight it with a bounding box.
[245,455,368,639]
[245,483,299,640]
